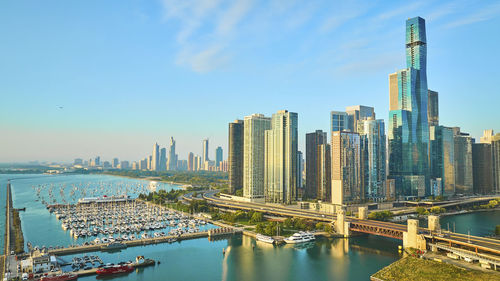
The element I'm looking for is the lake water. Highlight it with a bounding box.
[1,174,499,280]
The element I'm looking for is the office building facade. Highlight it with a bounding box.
[229,120,244,194]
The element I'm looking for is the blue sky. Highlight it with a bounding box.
[1,0,499,163]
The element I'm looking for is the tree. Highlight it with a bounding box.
[249,212,263,224]
[496,225,500,236]
[416,207,427,216]
[368,210,393,221]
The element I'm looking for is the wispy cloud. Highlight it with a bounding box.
[176,44,230,73]
[375,1,425,21]
[216,0,254,35]
[444,2,500,28]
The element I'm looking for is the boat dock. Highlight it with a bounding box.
[48,231,210,256]
[69,258,156,277]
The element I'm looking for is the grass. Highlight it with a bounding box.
[373,256,500,281]
[12,209,25,254]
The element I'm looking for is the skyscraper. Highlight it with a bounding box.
[160,148,167,171]
[428,90,439,127]
[297,151,304,189]
[305,130,328,200]
[168,137,177,171]
[202,139,209,168]
[472,143,493,194]
[229,120,244,194]
[330,111,349,132]
[453,129,473,195]
[331,131,362,205]
[215,146,223,169]
[243,114,271,201]
[388,17,430,198]
[151,143,160,171]
[188,152,194,171]
[359,118,386,199]
[112,158,119,168]
[264,110,298,204]
[345,105,375,132]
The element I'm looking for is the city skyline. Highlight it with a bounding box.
[2,1,500,162]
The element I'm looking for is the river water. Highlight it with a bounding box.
[1,174,499,280]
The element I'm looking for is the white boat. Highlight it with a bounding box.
[256,234,275,244]
[284,232,315,244]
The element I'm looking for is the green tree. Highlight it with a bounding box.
[416,207,427,216]
[249,212,263,224]
[496,225,500,236]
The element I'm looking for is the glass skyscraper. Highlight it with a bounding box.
[388,17,430,198]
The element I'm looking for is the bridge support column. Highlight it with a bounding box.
[428,215,440,233]
[336,208,351,237]
[403,219,426,250]
[358,207,367,220]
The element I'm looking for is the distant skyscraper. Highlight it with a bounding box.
[151,143,160,171]
[140,158,148,170]
[388,17,430,198]
[331,131,362,205]
[305,130,328,200]
[345,105,375,132]
[264,110,298,204]
[188,152,194,171]
[95,156,101,166]
[453,129,473,195]
[430,126,455,197]
[318,143,331,202]
[229,120,244,194]
[131,161,138,170]
[202,139,209,168]
[74,158,83,165]
[168,137,177,171]
[112,158,119,168]
[359,118,386,199]
[428,90,439,127]
[243,114,271,200]
[215,146,223,169]
[330,111,348,132]
[120,161,130,170]
[160,148,167,171]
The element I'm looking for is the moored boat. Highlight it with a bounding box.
[284,231,315,244]
[256,234,275,244]
[96,264,134,275]
[40,273,78,281]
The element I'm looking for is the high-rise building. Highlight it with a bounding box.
[305,130,328,200]
[112,158,119,168]
[330,111,349,132]
[264,110,298,204]
[243,114,271,200]
[160,148,167,171]
[74,158,83,165]
[202,139,209,168]
[430,126,455,197]
[215,146,223,169]
[168,137,177,171]
[120,161,130,170]
[428,90,439,127]
[388,17,430,198]
[229,120,244,194]
[345,105,375,132]
[359,118,386,199]
[453,129,473,195]
[140,158,148,170]
[177,160,187,171]
[318,143,331,202]
[151,143,160,171]
[188,152,194,171]
[131,161,138,170]
[331,131,362,205]
[472,143,493,194]
[478,130,500,194]
[94,156,101,166]
[297,151,304,189]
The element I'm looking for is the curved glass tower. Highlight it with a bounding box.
[388,17,430,198]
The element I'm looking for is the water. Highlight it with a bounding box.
[2,174,499,280]
[0,173,181,250]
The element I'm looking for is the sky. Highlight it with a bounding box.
[1,0,500,163]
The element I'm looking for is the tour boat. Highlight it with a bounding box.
[96,264,134,275]
[256,234,275,244]
[284,232,315,244]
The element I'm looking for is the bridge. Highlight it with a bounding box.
[194,191,500,263]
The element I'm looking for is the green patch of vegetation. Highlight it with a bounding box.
[430,206,446,214]
[495,225,500,236]
[373,256,500,281]
[12,209,25,254]
[368,210,394,221]
[211,209,264,225]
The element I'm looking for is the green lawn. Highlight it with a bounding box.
[373,256,500,281]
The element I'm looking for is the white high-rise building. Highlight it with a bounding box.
[264,110,298,204]
[168,137,178,171]
[151,143,159,171]
[243,114,271,200]
[202,139,209,168]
